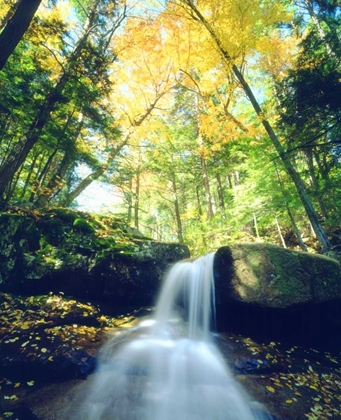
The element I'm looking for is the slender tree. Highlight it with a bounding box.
[176,0,331,251]
[0,0,43,70]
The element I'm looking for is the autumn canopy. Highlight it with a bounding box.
[0,0,340,254]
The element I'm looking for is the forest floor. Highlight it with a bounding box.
[0,292,340,420]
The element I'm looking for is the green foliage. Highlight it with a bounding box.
[73,217,96,233]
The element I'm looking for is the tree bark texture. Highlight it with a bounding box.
[0,0,42,70]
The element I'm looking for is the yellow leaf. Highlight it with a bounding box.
[285,400,293,404]
[273,381,283,387]
[14,383,20,388]
[41,348,47,353]
[4,395,18,400]
[27,381,34,386]
[266,386,276,393]
[48,356,54,362]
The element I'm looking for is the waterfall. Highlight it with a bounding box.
[77,253,269,420]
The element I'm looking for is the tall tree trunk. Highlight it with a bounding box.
[200,155,214,219]
[62,136,129,206]
[0,0,42,70]
[63,166,106,207]
[0,0,102,203]
[302,0,336,58]
[19,153,39,200]
[216,171,226,220]
[304,149,328,220]
[253,213,260,241]
[34,151,73,208]
[126,180,133,224]
[196,185,203,217]
[183,0,331,251]
[34,114,82,207]
[275,217,287,248]
[194,90,214,219]
[171,171,184,243]
[134,170,140,230]
[275,164,308,252]
[287,205,308,252]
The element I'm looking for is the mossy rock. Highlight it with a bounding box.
[73,218,96,234]
[214,243,341,308]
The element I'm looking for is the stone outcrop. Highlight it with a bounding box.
[214,243,341,308]
[213,243,341,344]
[0,208,190,308]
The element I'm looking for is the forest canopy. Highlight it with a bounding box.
[0,0,340,254]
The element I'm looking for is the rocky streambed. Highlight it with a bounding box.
[0,292,340,420]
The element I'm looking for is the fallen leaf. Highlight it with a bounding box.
[4,395,18,400]
[266,386,276,393]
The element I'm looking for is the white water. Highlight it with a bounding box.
[78,253,269,420]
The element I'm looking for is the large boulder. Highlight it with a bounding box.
[213,244,341,344]
[214,243,341,308]
[0,208,190,308]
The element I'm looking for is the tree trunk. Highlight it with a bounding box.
[134,170,140,230]
[62,166,106,207]
[287,205,308,252]
[0,0,42,70]
[201,156,214,219]
[275,217,287,248]
[274,164,308,252]
[34,151,73,208]
[253,213,260,241]
[62,135,129,206]
[183,0,331,251]
[0,0,102,203]
[171,172,184,243]
[304,149,328,220]
[303,0,336,58]
[194,90,214,219]
[196,185,203,216]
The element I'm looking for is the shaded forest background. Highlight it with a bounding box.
[0,0,340,255]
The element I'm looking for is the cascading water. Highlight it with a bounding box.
[77,253,269,420]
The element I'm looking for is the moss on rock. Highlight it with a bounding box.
[0,207,190,305]
[215,244,341,308]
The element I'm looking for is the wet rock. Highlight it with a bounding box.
[1,293,341,420]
